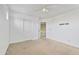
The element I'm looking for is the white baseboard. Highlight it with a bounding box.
[47,37,79,48]
[0,43,9,55]
[10,38,38,44]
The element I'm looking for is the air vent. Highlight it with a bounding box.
[59,23,69,25]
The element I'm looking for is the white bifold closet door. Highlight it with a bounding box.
[10,18,40,43]
[23,21,40,40]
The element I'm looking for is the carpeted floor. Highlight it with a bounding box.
[6,39,79,55]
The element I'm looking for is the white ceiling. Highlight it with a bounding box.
[8,4,79,22]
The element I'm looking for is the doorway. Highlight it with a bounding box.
[40,22,46,40]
